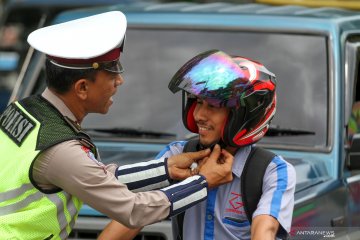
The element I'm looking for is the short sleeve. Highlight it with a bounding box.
[253,155,296,235]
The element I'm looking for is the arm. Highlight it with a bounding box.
[98,221,142,240]
[252,156,296,239]
[116,147,211,192]
[41,141,233,228]
[251,215,279,240]
[98,143,195,239]
[39,141,171,228]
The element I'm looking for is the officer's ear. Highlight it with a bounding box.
[74,79,89,100]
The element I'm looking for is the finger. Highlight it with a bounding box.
[209,144,221,159]
[186,148,211,161]
[190,167,198,176]
[168,152,193,168]
[200,147,220,168]
[192,167,199,175]
[175,169,191,180]
[198,157,208,168]
[186,168,192,178]
[217,154,225,164]
[221,149,234,165]
[221,148,232,160]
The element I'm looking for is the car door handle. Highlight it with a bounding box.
[331,216,345,227]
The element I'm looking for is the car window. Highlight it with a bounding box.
[345,36,360,145]
[28,28,328,147]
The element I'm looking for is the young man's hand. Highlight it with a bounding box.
[167,148,210,180]
[198,144,234,188]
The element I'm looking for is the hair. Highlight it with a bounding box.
[45,59,97,94]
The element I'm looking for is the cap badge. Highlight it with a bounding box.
[92,62,99,69]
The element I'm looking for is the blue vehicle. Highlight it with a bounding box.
[9,1,360,239]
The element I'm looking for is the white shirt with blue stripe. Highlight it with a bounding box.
[156,141,296,240]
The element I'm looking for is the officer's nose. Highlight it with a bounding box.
[115,74,124,87]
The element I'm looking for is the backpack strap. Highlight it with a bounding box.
[172,213,185,240]
[183,138,199,152]
[241,146,275,224]
[172,139,199,240]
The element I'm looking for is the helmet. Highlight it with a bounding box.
[168,50,277,147]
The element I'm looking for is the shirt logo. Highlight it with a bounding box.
[81,146,106,173]
[0,104,35,146]
[225,192,244,214]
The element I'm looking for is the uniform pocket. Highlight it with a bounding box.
[223,217,250,227]
[222,217,250,239]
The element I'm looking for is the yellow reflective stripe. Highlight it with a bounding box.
[47,192,78,240]
[48,193,68,240]
[62,193,77,239]
[0,183,33,202]
[65,195,78,234]
[0,191,43,216]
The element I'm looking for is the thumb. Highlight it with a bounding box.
[198,157,208,169]
[187,148,211,161]
[209,144,221,159]
[220,149,234,165]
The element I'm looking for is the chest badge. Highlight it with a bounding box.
[226,192,244,214]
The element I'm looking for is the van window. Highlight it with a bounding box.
[27,28,328,147]
[345,36,360,143]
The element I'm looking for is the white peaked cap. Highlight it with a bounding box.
[27,11,127,60]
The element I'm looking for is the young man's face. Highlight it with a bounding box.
[86,70,124,114]
[193,98,230,147]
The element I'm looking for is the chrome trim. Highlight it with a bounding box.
[346,174,360,184]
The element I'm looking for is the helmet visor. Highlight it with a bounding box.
[168,50,251,107]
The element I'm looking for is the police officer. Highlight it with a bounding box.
[0,12,234,239]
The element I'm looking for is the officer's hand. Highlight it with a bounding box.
[167,148,210,181]
[198,144,234,189]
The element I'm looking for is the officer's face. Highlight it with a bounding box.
[86,70,124,114]
[193,98,230,148]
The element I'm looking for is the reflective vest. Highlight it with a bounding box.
[0,95,96,240]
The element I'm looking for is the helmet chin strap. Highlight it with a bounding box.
[198,139,227,151]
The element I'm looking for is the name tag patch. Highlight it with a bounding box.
[0,104,35,146]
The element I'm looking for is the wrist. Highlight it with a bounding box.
[160,175,208,217]
[164,157,174,183]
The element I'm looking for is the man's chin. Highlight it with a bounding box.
[199,139,219,149]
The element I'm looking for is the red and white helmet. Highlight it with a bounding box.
[168,50,277,147]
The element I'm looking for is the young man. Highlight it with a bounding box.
[166,50,296,240]
[0,13,234,239]
[100,50,296,240]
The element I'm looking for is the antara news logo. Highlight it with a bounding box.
[290,227,336,239]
